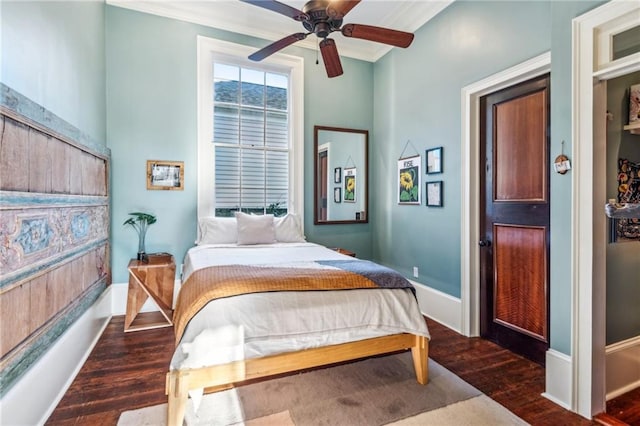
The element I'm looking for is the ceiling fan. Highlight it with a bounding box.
[240,0,415,78]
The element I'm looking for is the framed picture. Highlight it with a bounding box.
[147,160,184,190]
[334,187,342,203]
[334,167,342,183]
[344,167,356,203]
[426,181,443,207]
[426,147,443,174]
[398,155,421,204]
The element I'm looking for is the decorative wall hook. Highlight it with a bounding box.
[554,140,571,175]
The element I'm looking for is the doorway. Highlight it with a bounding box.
[317,148,328,221]
[573,1,640,417]
[479,74,551,365]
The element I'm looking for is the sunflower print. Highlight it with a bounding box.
[344,175,356,201]
[346,178,355,193]
[399,167,419,202]
[400,171,414,191]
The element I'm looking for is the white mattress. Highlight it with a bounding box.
[171,242,429,370]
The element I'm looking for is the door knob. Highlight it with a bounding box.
[478,240,491,247]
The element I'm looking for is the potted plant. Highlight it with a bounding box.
[123,212,157,260]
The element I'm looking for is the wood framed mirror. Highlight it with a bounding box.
[314,126,368,224]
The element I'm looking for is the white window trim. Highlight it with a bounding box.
[196,36,304,227]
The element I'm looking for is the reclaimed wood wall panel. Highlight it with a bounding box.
[0,283,30,356]
[0,117,30,191]
[50,138,70,194]
[29,274,50,333]
[0,84,111,396]
[29,129,52,193]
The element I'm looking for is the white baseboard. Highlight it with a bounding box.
[412,283,576,413]
[410,280,462,334]
[606,335,640,400]
[542,349,573,410]
[0,286,112,426]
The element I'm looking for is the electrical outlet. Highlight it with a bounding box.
[413,267,419,278]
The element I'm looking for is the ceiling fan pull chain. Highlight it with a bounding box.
[316,38,319,65]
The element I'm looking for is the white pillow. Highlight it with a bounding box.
[235,212,275,245]
[274,213,305,242]
[198,216,237,244]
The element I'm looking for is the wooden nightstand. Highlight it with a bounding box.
[331,247,356,257]
[125,255,175,332]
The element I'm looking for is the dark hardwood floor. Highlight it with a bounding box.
[46,315,638,425]
[604,387,640,426]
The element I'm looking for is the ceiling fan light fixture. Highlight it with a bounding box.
[315,22,331,38]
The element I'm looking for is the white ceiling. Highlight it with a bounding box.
[107,1,453,62]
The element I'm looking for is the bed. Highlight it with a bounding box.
[165,213,430,426]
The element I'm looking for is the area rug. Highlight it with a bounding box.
[118,352,528,425]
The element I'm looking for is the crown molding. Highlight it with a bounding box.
[107,0,453,62]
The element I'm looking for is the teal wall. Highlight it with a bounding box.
[6,0,631,356]
[1,1,106,143]
[548,0,606,354]
[606,72,640,344]
[372,0,602,355]
[106,6,373,283]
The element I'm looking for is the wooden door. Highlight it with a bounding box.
[479,74,550,365]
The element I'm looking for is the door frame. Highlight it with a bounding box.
[460,51,551,339]
[572,1,640,418]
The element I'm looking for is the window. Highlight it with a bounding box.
[612,25,640,60]
[197,37,304,223]
[213,64,289,216]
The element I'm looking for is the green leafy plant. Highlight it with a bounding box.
[267,195,287,217]
[123,212,156,259]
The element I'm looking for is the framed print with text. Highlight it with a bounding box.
[426,181,443,207]
[398,155,421,204]
[344,167,356,203]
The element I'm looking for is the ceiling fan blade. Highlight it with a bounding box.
[239,0,308,21]
[249,33,308,61]
[326,0,361,20]
[341,24,414,48]
[320,38,343,78]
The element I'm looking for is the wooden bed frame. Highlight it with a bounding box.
[165,332,429,426]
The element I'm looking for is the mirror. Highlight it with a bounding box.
[314,126,368,224]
